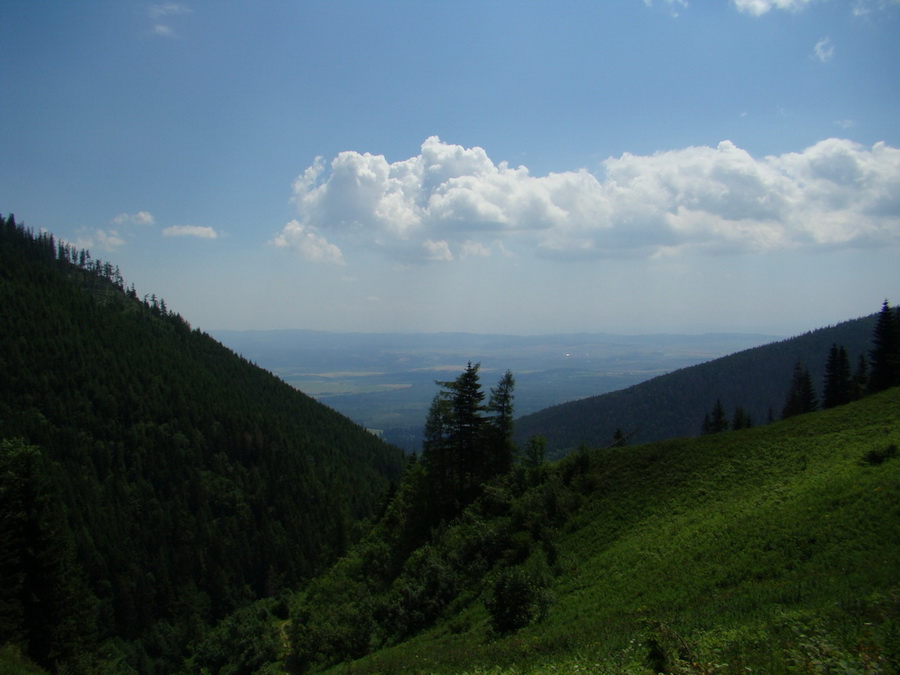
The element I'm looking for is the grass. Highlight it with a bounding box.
[323,387,900,674]
[0,645,49,675]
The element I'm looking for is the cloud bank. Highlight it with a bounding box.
[274,136,900,264]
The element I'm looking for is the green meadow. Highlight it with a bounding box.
[323,387,899,674]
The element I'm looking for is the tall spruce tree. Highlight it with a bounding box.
[823,344,852,409]
[486,370,516,476]
[702,399,729,434]
[868,300,900,393]
[449,362,486,487]
[782,360,818,419]
[420,364,516,518]
[852,353,869,401]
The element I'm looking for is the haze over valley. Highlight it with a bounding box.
[214,329,779,449]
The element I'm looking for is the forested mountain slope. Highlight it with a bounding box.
[0,215,404,673]
[515,312,879,455]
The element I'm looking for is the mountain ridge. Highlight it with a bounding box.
[515,311,879,455]
[0,214,405,672]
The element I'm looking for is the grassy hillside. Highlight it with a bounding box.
[307,387,899,674]
[515,313,879,456]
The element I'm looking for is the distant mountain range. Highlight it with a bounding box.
[515,312,879,456]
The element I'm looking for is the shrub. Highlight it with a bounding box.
[484,560,553,634]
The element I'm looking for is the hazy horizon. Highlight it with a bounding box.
[3,1,898,337]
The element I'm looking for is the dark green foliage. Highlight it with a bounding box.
[701,399,729,434]
[284,366,533,669]
[421,364,518,521]
[781,360,818,419]
[283,423,605,670]
[731,405,752,430]
[486,370,516,477]
[0,214,404,671]
[484,559,553,634]
[822,343,853,409]
[642,621,695,675]
[186,598,283,675]
[0,440,95,671]
[868,299,900,393]
[523,435,547,469]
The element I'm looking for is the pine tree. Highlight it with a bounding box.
[486,370,516,476]
[782,360,818,419]
[448,362,486,486]
[420,364,517,517]
[422,391,454,502]
[868,300,900,393]
[822,344,852,409]
[702,399,729,434]
[523,435,547,469]
[731,406,753,430]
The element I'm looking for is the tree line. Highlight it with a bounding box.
[281,362,581,672]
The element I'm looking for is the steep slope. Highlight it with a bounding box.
[326,386,900,674]
[515,313,878,455]
[0,215,404,672]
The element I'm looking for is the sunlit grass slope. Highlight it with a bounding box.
[334,387,900,674]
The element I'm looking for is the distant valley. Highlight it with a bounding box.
[212,329,779,450]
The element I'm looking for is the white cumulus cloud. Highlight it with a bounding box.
[162,225,218,239]
[642,0,689,17]
[274,136,900,264]
[112,211,155,226]
[732,0,816,15]
[270,219,344,264]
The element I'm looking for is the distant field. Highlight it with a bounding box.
[213,329,778,451]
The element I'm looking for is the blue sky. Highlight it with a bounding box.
[2,0,899,335]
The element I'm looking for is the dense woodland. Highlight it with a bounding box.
[1,212,898,674]
[0,214,404,673]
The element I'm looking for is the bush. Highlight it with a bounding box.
[484,561,553,634]
[187,599,280,675]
